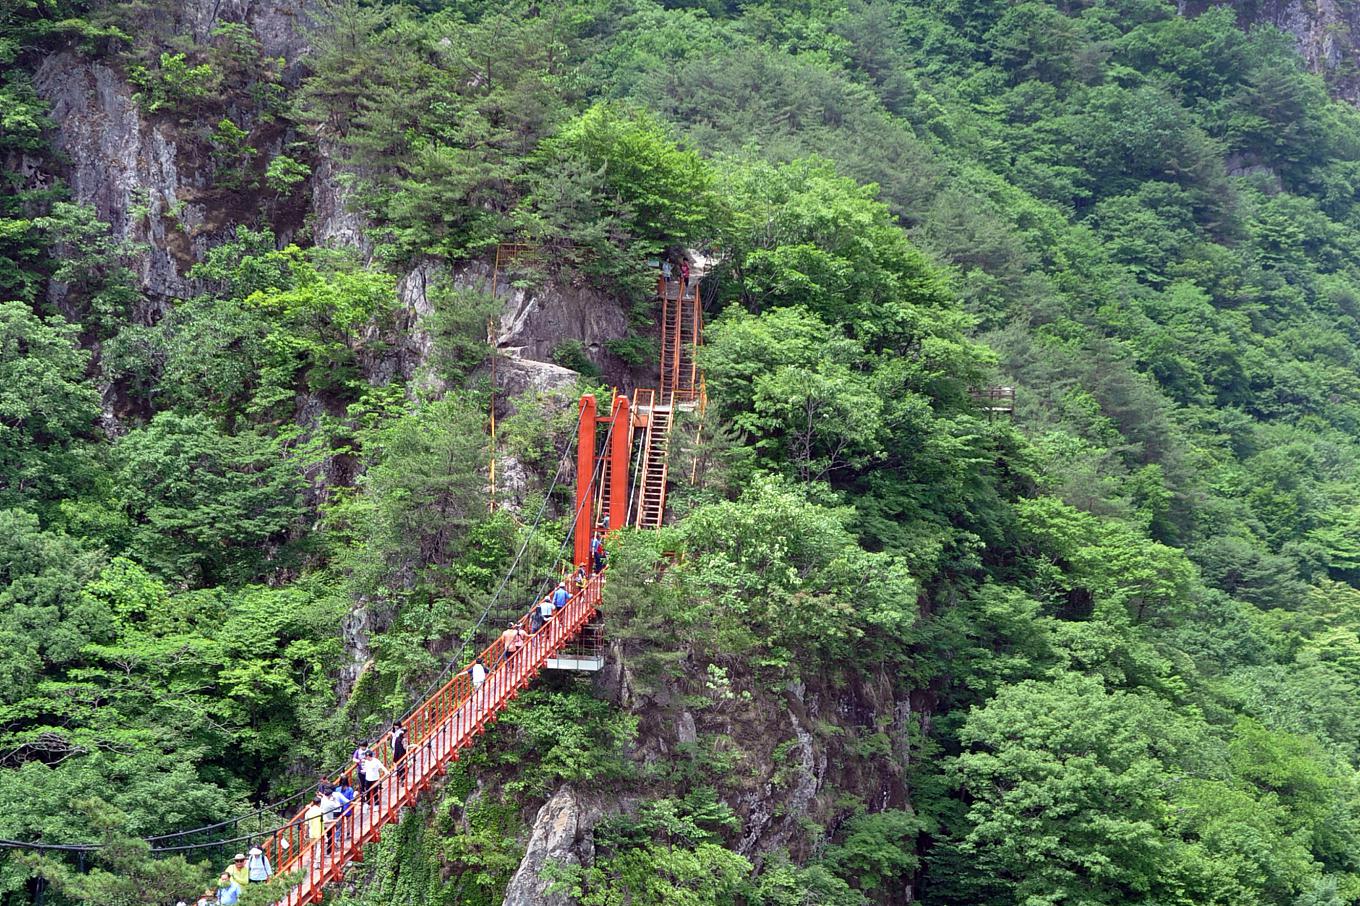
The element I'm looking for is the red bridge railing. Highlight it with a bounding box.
[263,572,605,905]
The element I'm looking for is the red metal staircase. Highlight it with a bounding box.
[631,391,673,529]
[658,277,703,403]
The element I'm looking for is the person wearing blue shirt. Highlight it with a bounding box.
[552,581,569,612]
[335,781,356,843]
[216,873,241,906]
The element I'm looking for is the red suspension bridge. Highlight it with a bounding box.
[257,269,707,904]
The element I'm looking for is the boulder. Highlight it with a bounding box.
[501,786,601,906]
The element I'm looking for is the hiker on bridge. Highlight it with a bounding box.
[552,580,570,614]
[321,787,343,852]
[533,594,554,633]
[225,853,249,887]
[335,778,356,837]
[305,794,324,844]
[246,846,273,883]
[469,658,488,691]
[500,622,527,665]
[591,535,607,572]
[392,724,408,786]
[360,749,388,805]
[216,873,241,905]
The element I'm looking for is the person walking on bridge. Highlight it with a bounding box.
[360,749,388,806]
[535,595,554,633]
[552,580,570,615]
[499,622,527,666]
[321,786,344,852]
[392,724,408,787]
[215,875,241,906]
[305,795,324,861]
[246,846,272,883]
[353,739,372,802]
[226,853,249,887]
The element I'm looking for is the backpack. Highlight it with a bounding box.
[247,854,271,882]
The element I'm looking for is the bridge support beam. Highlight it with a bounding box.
[608,394,630,532]
[574,395,597,571]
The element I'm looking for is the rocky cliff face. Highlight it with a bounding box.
[31,1,318,315]
[502,787,614,906]
[1217,0,1360,104]
[485,645,919,905]
[36,50,193,311]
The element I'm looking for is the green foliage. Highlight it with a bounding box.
[114,412,303,585]
[265,154,310,195]
[15,2,1360,903]
[128,52,219,116]
[549,790,752,906]
[823,809,925,895]
[25,800,211,905]
[0,301,99,513]
[535,103,721,247]
[550,339,602,379]
[34,201,139,335]
[210,116,256,189]
[476,689,637,797]
[330,394,490,596]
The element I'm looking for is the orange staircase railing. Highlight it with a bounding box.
[266,573,605,906]
[631,394,673,529]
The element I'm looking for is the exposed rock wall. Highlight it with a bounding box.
[35,51,196,311]
[32,1,323,315]
[1211,1,1360,104]
[502,787,615,906]
[178,0,315,70]
[493,648,920,902]
[498,276,631,367]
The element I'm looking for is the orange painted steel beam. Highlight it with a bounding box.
[608,395,630,532]
[575,394,597,571]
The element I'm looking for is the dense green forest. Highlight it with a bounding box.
[7,0,1360,903]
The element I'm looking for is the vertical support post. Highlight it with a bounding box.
[608,395,630,532]
[575,394,597,571]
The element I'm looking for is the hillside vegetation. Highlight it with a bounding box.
[6,0,1360,904]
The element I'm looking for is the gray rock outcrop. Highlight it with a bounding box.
[35,51,196,309]
[498,277,631,366]
[179,0,315,68]
[501,786,604,906]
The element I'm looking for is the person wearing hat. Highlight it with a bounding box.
[551,580,570,613]
[226,853,249,887]
[246,846,273,882]
[498,622,527,666]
